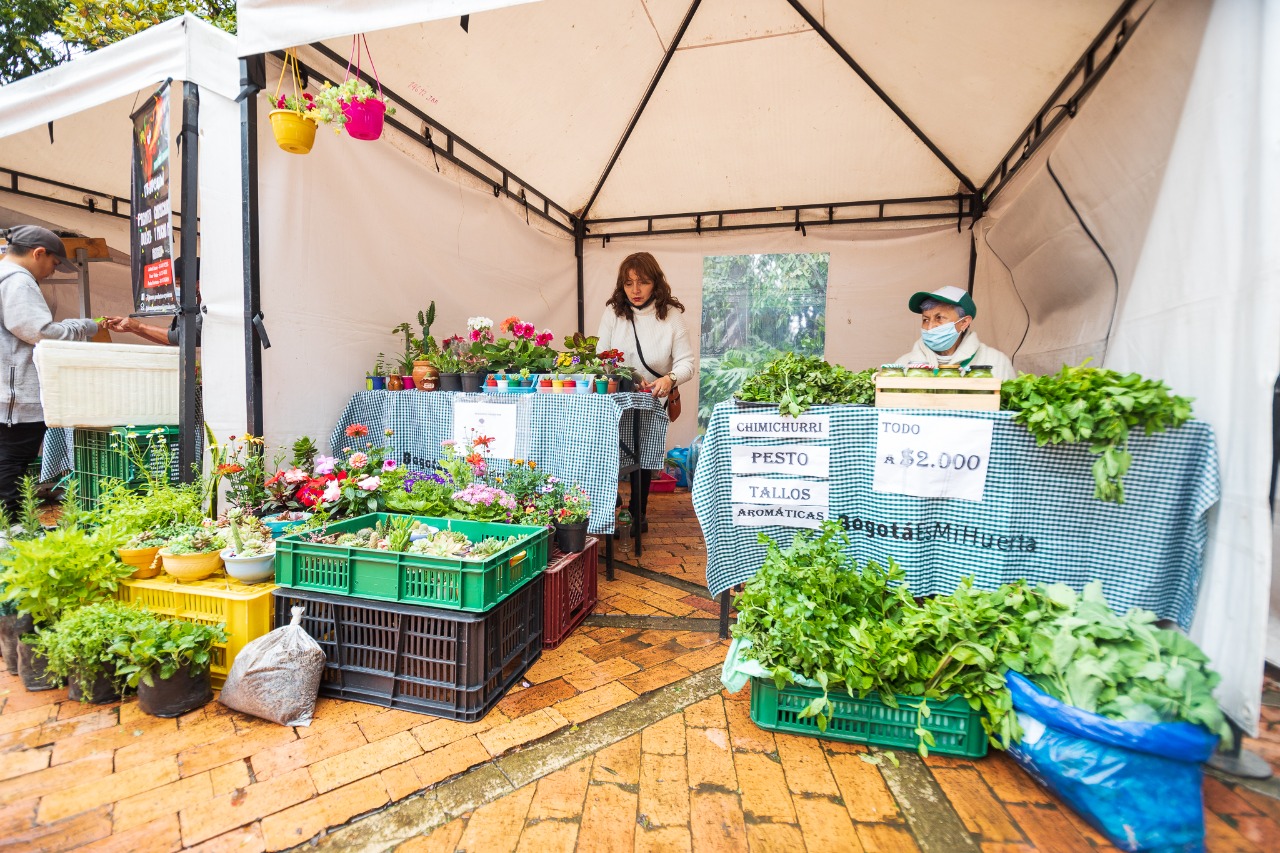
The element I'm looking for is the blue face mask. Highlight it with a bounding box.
[921,322,961,353]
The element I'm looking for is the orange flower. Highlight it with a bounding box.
[473,435,495,449]
[217,463,244,475]
[466,452,484,467]
[345,424,369,438]
[499,316,520,334]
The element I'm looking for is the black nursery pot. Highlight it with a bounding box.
[437,372,462,392]
[68,669,121,705]
[460,372,483,393]
[555,521,589,554]
[137,661,213,718]
[617,376,636,393]
[0,613,19,675]
[14,614,59,691]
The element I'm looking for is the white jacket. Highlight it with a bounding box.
[896,331,1017,381]
[597,301,696,385]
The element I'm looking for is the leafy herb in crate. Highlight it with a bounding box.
[1023,581,1230,742]
[732,522,1039,752]
[1000,362,1193,503]
[735,353,876,416]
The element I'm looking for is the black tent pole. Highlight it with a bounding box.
[178,82,200,483]
[239,57,266,439]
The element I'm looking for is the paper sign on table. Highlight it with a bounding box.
[731,504,829,530]
[872,413,994,502]
[728,412,830,440]
[731,444,830,477]
[453,400,519,459]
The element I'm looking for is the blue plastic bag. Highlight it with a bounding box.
[1005,672,1218,852]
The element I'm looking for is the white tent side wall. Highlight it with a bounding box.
[973,0,1280,731]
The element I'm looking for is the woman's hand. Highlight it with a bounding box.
[649,375,675,398]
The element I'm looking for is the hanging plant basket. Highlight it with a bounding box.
[311,34,396,143]
[269,110,319,154]
[341,98,387,141]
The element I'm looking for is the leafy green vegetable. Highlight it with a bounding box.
[1001,362,1193,503]
[735,353,876,417]
[1023,581,1230,743]
[109,612,227,689]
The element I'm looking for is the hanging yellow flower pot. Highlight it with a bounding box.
[269,109,318,154]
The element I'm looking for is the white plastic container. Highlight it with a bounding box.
[34,341,179,427]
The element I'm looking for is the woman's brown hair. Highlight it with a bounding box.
[606,252,686,320]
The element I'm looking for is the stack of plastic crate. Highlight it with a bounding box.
[270,513,551,721]
[72,425,181,511]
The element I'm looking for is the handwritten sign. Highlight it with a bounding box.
[728,412,830,440]
[453,400,518,458]
[731,477,829,507]
[731,444,830,477]
[731,504,828,530]
[873,414,993,502]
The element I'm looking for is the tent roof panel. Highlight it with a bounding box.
[679,0,811,48]
[590,29,961,218]
[819,0,1130,183]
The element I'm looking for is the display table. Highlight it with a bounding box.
[330,390,669,535]
[692,402,1219,628]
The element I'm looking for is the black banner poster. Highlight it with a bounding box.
[130,82,178,316]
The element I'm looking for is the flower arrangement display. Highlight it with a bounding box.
[477,317,559,374]
[311,78,397,129]
[451,483,518,523]
[275,92,316,115]
[542,482,591,525]
[598,348,633,379]
[207,430,269,517]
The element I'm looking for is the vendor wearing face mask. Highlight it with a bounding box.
[895,286,1016,380]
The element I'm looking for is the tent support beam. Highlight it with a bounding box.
[178,82,200,483]
[0,166,191,230]
[982,0,1145,204]
[783,0,977,195]
[574,219,586,334]
[240,56,267,439]
[301,46,575,235]
[585,194,979,239]
[579,0,703,221]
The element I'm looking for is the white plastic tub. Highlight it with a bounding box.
[34,341,179,427]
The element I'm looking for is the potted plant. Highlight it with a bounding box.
[544,482,592,553]
[394,349,417,390]
[0,523,133,690]
[261,509,312,538]
[460,352,487,393]
[110,612,227,718]
[32,601,140,704]
[158,525,226,582]
[433,337,466,392]
[312,75,397,141]
[599,349,626,393]
[119,528,173,579]
[269,92,319,155]
[220,511,277,583]
[366,353,388,391]
[0,480,44,674]
[398,303,439,391]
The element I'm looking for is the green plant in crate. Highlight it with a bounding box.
[30,601,143,699]
[108,611,227,689]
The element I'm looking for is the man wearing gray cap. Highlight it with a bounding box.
[0,226,103,519]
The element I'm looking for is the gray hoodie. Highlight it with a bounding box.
[0,262,99,425]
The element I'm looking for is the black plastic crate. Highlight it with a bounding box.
[271,574,544,721]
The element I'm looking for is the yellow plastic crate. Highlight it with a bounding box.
[117,574,276,689]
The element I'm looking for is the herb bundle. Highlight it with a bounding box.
[735,354,876,417]
[1000,363,1193,503]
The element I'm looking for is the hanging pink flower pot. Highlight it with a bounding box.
[342,98,387,141]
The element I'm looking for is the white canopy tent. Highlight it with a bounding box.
[0,0,1274,733]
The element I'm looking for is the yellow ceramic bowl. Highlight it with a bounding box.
[118,546,162,580]
[159,549,224,582]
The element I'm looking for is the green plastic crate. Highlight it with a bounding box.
[749,676,988,758]
[274,513,550,612]
[73,426,181,510]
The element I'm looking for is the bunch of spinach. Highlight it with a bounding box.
[1000,363,1193,503]
[1024,582,1230,743]
[733,522,1037,751]
[735,353,876,417]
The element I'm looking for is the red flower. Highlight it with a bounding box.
[266,471,285,486]
[346,424,369,438]
[297,482,323,507]
[473,435,495,449]
[217,463,244,475]
[466,452,484,467]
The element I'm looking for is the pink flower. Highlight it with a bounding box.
[441,439,456,449]
[322,480,341,502]
[535,330,554,347]
[348,452,369,468]
[357,476,381,491]
[314,456,337,475]
[283,467,309,484]
[382,459,398,471]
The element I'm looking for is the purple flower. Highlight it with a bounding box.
[314,455,337,475]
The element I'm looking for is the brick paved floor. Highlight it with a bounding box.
[2,488,1279,852]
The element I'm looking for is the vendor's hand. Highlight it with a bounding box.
[104,317,133,333]
[650,376,675,398]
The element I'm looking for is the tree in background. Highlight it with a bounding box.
[58,0,236,50]
[1,0,72,84]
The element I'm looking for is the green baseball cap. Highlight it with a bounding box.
[908,285,977,319]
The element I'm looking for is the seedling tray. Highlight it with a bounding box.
[749,677,988,758]
[543,537,598,649]
[272,575,543,721]
[274,513,549,612]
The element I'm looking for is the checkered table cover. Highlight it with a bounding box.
[692,401,1220,628]
[330,390,669,534]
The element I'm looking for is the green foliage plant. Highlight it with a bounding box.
[312,78,397,127]
[1000,362,1194,503]
[162,525,225,555]
[58,1,236,51]
[31,601,143,699]
[735,353,876,417]
[108,611,227,688]
[1,0,72,84]
[0,523,132,627]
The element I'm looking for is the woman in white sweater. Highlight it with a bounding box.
[597,251,695,530]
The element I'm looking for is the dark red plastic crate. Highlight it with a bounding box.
[271,574,543,721]
[543,537,599,650]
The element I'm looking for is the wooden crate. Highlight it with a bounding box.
[874,375,1002,411]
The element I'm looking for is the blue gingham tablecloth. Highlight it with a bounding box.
[692,402,1220,628]
[330,390,669,534]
